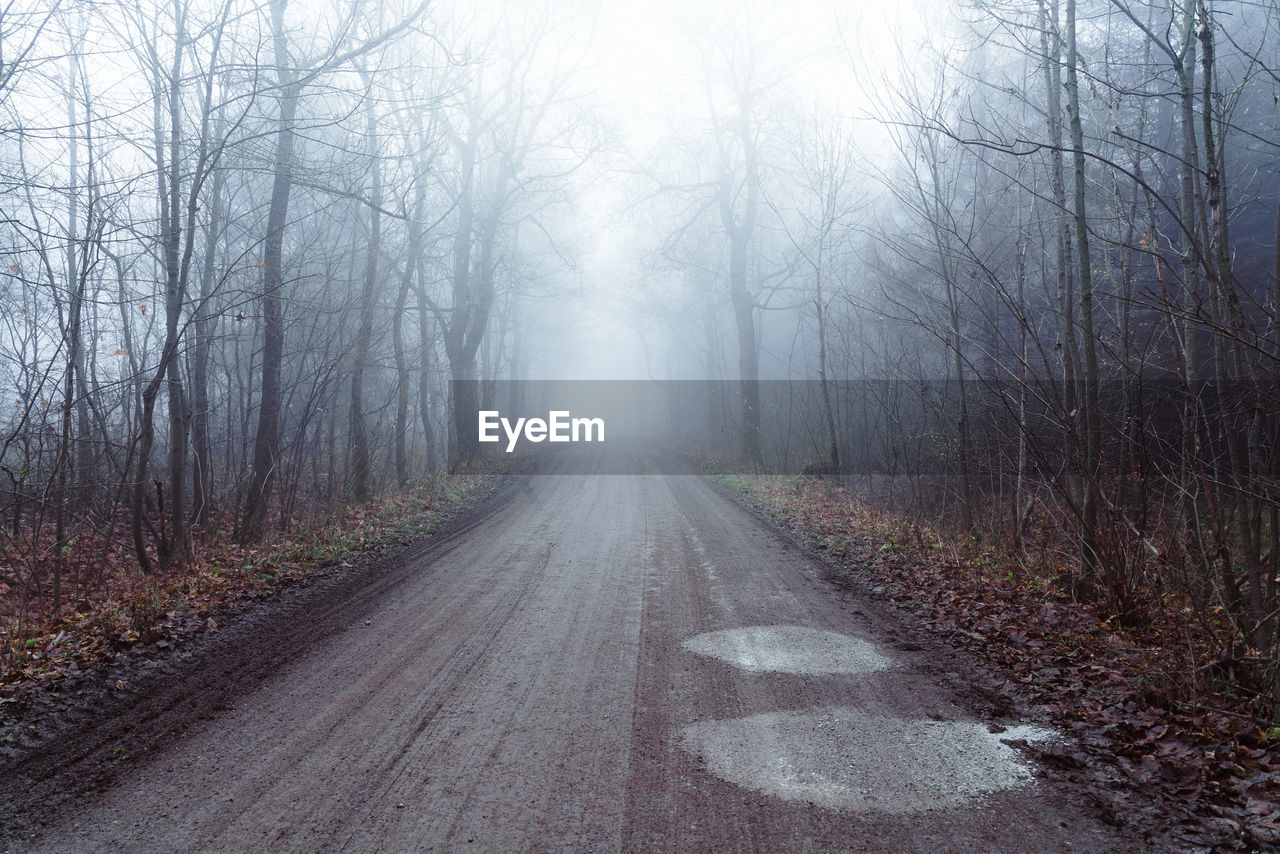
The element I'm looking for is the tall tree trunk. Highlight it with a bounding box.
[394,172,427,487]
[1065,0,1105,591]
[915,125,972,529]
[415,256,437,474]
[350,102,381,504]
[1198,0,1269,653]
[1013,222,1031,549]
[70,51,94,503]
[717,94,761,465]
[55,45,84,610]
[238,0,296,542]
[934,216,972,530]
[728,229,761,464]
[1273,194,1280,363]
[393,284,410,489]
[134,5,207,570]
[162,8,191,565]
[444,136,501,470]
[189,126,224,532]
[1169,0,1213,596]
[445,129,477,468]
[1040,0,1082,529]
[814,245,839,476]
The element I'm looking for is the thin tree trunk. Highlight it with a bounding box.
[55,45,83,610]
[445,127,477,468]
[1040,0,1082,533]
[1065,0,1105,591]
[350,101,381,504]
[162,9,191,565]
[1198,1,1270,653]
[415,256,437,474]
[815,246,839,476]
[394,173,427,487]
[189,137,223,532]
[717,95,761,465]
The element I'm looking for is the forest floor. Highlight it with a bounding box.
[0,473,501,705]
[717,473,1280,852]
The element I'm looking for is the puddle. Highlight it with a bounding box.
[681,625,893,675]
[679,706,1052,814]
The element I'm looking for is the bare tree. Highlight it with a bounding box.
[238,0,427,540]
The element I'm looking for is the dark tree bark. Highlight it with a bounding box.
[238,0,297,542]
[1065,0,1104,588]
[189,113,225,532]
[394,169,428,487]
[442,116,502,469]
[415,255,438,474]
[350,94,381,504]
[131,0,229,568]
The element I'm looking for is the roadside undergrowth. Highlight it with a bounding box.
[718,473,1280,851]
[0,474,499,697]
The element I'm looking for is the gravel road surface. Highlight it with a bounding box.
[1,451,1133,852]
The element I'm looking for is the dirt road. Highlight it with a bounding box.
[2,452,1133,851]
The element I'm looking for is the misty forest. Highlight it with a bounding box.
[3,0,1280,842]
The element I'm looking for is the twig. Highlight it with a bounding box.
[1175,700,1277,728]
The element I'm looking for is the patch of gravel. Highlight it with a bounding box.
[678,705,1054,814]
[681,624,894,676]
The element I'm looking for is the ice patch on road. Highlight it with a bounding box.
[682,625,893,675]
[679,707,1052,814]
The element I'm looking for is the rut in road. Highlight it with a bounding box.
[6,455,1133,852]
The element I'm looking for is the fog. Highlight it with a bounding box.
[2,0,1280,652]
[482,0,934,382]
